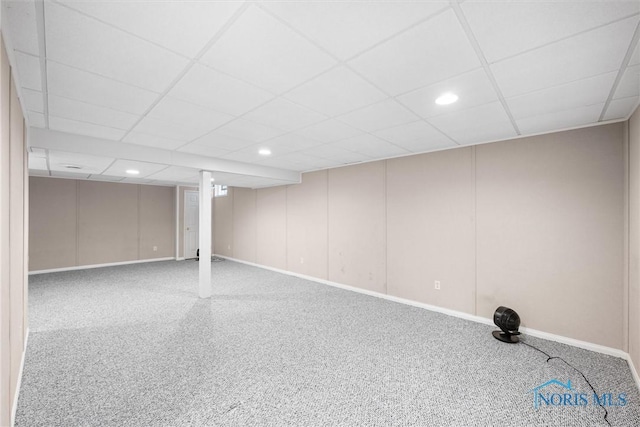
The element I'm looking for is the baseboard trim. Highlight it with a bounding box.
[28,257,175,275]
[11,328,29,427]
[626,354,640,393]
[217,255,631,362]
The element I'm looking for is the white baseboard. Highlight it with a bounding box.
[11,328,29,427]
[217,255,633,364]
[626,354,640,394]
[175,257,185,261]
[28,257,175,275]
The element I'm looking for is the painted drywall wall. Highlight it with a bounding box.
[256,186,287,270]
[213,188,233,257]
[629,107,640,371]
[29,178,175,271]
[0,35,28,427]
[224,123,625,350]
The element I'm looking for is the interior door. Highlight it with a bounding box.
[184,191,199,259]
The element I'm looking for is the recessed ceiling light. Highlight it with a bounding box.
[258,148,271,156]
[126,169,140,175]
[210,178,215,182]
[435,93,458,105]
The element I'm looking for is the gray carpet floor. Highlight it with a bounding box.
[15,260,640,426]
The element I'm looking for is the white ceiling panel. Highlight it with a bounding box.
[169,63,274,116]
[463,0,640,63]
[45,2,189,92]
[492,16,639,98]
[3,0,40,55]
[176,143,232,159]
[87,174,125,182]
[333,134,409,159]
[220,145,272,164]
[47,62,158,115]
[120,177,154,184]
[294,118,363,143]
[189,131,256,152]
[614,64,640,99]
[48,116,126,141]
[131,116,209,142]
[337,98,418,133]
[262,1,449,61]
[146,166,201,182]
[630,42,640,67]
[397,68,497,119]
[604,96,639,121]
[200,5,336,94]
[48,150,114,174]
[14,51,41,91]
[21,88,44,113]
[243,98,327,132]
[215,118,284,144]
[349,9,480,95]
[28,111,45,128]
[517,103,604,135]
[49,95,140,130]
[374,120,456,153]
[507,72,617,120]
[122,132,186,151]
[285,66,387,116]
[57,0,242,58]
[428,101,517,145]
[50,170,91,179]
[102,160,168,178]
[28,156,48,171]
[313,143,374,165]
[29,169,50,177]
[147,97,235,135]
[260,133,323,156]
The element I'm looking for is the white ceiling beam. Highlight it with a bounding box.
[29,128,301,183]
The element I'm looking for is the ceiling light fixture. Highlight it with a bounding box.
[435,92,458,105]
[126,169,140,175]
[258,148,271,156]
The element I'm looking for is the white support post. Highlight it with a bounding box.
[198,171,212,298]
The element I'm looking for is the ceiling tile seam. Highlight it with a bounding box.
[451,0,520,136]
[34,0,49,129]
[485,11,640,66]
[598,19,640,121]
[51,0,193,62]
[118,2,252,143]
[46,92,142,119]
[329,114,420,154]
[391,66,485,100]
[47,112,136,133]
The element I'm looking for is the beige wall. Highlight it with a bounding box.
[29,178,175,271]
[629,107,640,371]
[213,188,233,257]
[224,123,626,350]
[0,35,28,427]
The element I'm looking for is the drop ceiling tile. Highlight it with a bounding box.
[29,169,50,177]
[49,95,140,130]
[243,98,327,132]
[148,97,235,135]
[102,160,168,178]
[516,103,604,135]
[614,64,640,99]
[177,142,233,158]
[285,66,387,116]
[349,9,480,95]
[294,118,363,143]
[333,134,409,159]
[87,174,125,182]
[463,0,640,63]
[492,16,639,98]
[57,1,242,58]
[28,156,48,171]
[50,170,91,179]
[260,133,322,155]
[170,63,274,116]
[21,88,44,113]
[507,72,617,120]
[14,51,41,91]
[146,166,200,182]
[373,120,456,153]
[3,0,40,55]
[220,145,270,164]
[189,131,256,152]
[131,116,208,142]
[263,1,448,60]
[29,148,47,159]
[48,151,114,174]
[200,5,336,94]
[28,111,46,128]
[397,68,497,118]
[122,131,186,151]
[45,2,189,92]
[337,98,418,132]
[121,177,154,184]
[630,43,640,67]
[49,116,126,141]
[215,118,284,143]
[47,61,158,115]
[313,143,374,164]
[428,101,517,145]
[604,96,639,121]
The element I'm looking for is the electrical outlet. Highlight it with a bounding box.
[153,246,157,252]
[434,280,441,290]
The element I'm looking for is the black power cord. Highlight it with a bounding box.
[520,340,611,426]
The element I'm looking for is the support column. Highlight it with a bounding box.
[198,171,212,298]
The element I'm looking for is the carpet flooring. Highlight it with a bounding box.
[15,260,640,426]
